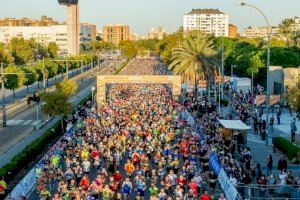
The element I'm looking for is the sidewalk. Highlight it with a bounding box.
[261,110,300,145]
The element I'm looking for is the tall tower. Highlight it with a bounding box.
[58,0,79,55]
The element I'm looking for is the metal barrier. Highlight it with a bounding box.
[236,184,300,199]
[6,126,74,200]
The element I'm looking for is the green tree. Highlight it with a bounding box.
[291,31,300,47]
[55,78,77,98]
[4,64,26,100]
[44,58,58,80]
[47,42,59,59]
[91,41,116,52]
[118,40,139,59]
[285,75,300,117]
[41,91,72,131]
[156,32,183,65]
[42,79,77,130]
[36,60,49,88]
[0,43,14,64]
[22,67,37,94]
[279,18,295,47]
[9,37,35,65]
[169,30,217,97]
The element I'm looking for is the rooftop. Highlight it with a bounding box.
[186,9,225,15]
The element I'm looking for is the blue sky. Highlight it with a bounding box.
[0,0,299,35]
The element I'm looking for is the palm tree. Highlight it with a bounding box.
[169,30,217,99]
[279,18,295,47]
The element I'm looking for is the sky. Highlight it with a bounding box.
[0,0,299,35]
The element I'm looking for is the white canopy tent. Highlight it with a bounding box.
[218,119,250,130]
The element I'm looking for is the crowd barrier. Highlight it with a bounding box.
[6,125,74,200]
[183,109,242,200]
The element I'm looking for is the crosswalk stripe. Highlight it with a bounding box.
[22,120,33,125]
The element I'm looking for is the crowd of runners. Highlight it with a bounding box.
[29,58,226,200]
[120,57,168,75]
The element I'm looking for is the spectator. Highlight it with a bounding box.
[200,190,212,200]
[0,176,7,200]
[277,156,288,172]
[266,154,273,176]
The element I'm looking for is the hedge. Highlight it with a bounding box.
[113,61,129,75]
[0,121,62,179]
[0,94,92,193]
[273,137,300,163]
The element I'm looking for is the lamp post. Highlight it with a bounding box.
[237,1,271,145]
[1,63,7,127]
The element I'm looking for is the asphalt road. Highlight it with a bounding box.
[0,59,123,157]
[0,63,97,106]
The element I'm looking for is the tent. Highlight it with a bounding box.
[218,120,250,130]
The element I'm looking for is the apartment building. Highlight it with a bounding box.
[183,9,229,37]
[103,24,130,45]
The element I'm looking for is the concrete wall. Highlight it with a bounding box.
[269,66,283,94]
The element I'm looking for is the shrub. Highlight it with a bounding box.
[0,121,62,178]
[273,137,300,163]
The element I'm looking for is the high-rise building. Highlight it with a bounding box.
[0,16,60,27]
[59,0,79,55]
[183,9,229,37]
[228,24,237,38]
[148,27,168,40]
[103,24,129,45]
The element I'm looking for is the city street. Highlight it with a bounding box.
[0,63,94,106]
[0,59,125,167]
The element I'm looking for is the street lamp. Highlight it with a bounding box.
[237,1,271,145]
[1,63,7,127]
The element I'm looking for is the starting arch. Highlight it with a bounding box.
[96,75,181,103]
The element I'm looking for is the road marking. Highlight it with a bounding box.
[2,119,38,126]
[22,120,33,125]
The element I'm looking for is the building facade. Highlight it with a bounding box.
[148,27,168,40]
[66,4,79,55]
[244,26,280,39]
[0,16,60,27]
[103,24,129,45]
[80,23,97,42]
[228,24,237,38]
[243,16,300,39]
[0,24,95,56]
[183,9,229,37]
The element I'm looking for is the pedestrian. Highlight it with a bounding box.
[277,155,288,172]
[261,120,266,140]
[269,115,274,132]
[277,109,281,125]
[290,118,297,142]
[0,176,7,200]
[266,154,273,176]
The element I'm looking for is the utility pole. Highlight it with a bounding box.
[65,57,69,79]
[42,57,46,89]
[1,63,6,127]
[221,28,225,100]
[238,1,271,146]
